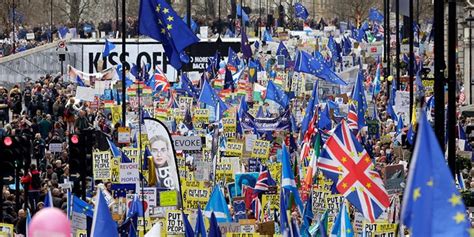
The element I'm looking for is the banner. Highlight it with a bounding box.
[144,118,182,207]
[241,109,291,132]
[93,151,111,180]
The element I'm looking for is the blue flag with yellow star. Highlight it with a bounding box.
[139,0,199,69]
[401,111,469,237]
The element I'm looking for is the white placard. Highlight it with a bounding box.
[119,162,140,184]
[200,26,208,39]
[26,33,35,40]
[75,86,96,102]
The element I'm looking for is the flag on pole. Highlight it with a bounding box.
[44,188,54,208]
[204,185,232,223]
[401,111,470,237]
[91,190,119,237]
[102,39,116,57]
[281,145,304,213]
[330,201,354,237]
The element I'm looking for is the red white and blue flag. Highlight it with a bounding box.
[151,67,170,93]
[347,102,359,132]
[317,120,389,222]
[254,170,271,193]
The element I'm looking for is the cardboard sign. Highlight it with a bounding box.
[75,86,96,102]
[118,127,131,144]
[166,210,185,235]
[182,181,211,210]
[93,151,111,180]
[159,190,178,206]
[363,221,398,237]
[367,119,380,137]
[122,147,139,163]
[119,163,140,184]
[251,140,271,159]
[49,143,63,153]
[225,141,244,157]
[172,136,202,151]
[384,164,405,193]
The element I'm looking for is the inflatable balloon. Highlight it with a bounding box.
[29,208,71,237]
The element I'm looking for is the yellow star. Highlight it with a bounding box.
[155,4,161,12]
[338,166,343,171]
[167,24,172,30]
[349,151,355,157]
[358,152,364,157]
[167,16,174,22]
[413,188,421,201]
[448,194,462,207]
[347,229,352,233]
[453,212,466,224]
[365,157,371,163]
[161,28,166,34]
[366,183,372,188]
[342,183,348,189]
[351,187,356,191]
[341,157,347,163]
[163,8,169,14]
[427,179,434,187]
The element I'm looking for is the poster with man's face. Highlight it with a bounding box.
[144,119,180,194]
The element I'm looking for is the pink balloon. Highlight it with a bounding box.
[29,208,71,237]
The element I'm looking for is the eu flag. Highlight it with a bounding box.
[198,80,228,119]
[401,111,470,237]
[368,8,384,22]
[294,2,309,20]
[72,195,94,217]
[241,28,252,59]
[294,50,347,85]
[139,0,199,69]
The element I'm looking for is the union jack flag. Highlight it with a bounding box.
[317,120,389,222]
[250,195,261,221]
[347,102,359,132]
[151,67,170,93]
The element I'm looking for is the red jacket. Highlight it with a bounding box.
[21,170,40,191]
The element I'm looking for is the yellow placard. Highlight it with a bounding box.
[160,190,178,206]
[182,181,211,210]
[0,223,14,237]
[110,157,120,183]
[251,140,271,159]
[225,141,244,157]
[215,162,234,182]
[76,229,87,237]
[111,105,122,125]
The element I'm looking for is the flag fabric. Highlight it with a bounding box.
[265,80,289,108]
[401,111,470,237]
[300,192,314,236]
[277,42,291,60]
[254,169,272,193]
[250,196,262,221]
[318,105,332,131]
[209,212,223,237]
[263,30,273,42]
[107,137,121,158]
[295,50,347,85]
[199,80,228,119]
[318,120,390,222]
[91,190,119,237]
[241,28,252,59]
[102,39,116,57]
[396,115,404,134]
[327,36,341,62]
[330,201,354,237]
[139,0,199,69]
[373,62,381,95]
[281,145,305,213]
[204,185,232,222]
[236,4,249,23]
[368,8,384,22]
[180,73,199,98]
[195,205,207,237]
[183,211,194,237]
[227,47,240,69]
[72,195,94,217]
[279,189,290,235]
[76,75,85,87]
[44,188,53,208]
[301,81,319,135]
[351,69,367,129]
[26,208,31,236]
[294,2,309,20]
[127,193,144,237]
[347,102,359,133]
[149,67,170,93]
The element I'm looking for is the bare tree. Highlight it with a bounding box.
[328,0,382,25]
[54,0,99,26]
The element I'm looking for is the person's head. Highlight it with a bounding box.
[55,160,62,168]
[30,164,37,171]
[149,135,171,167]
[18,209,26,218]
[37,202,44,210]
[46,165,53,174]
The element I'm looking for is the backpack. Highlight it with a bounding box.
[31,172,41,189]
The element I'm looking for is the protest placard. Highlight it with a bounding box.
[93,151,111,180]
[119,163,140,184]
[251,140,271,160]
[182,181,211,210]
[166,210,185,235]
[225,141,244,157]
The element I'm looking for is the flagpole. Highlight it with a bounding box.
[395,0,401,91]
[137,74,147,233]
[121,0,127,126]
[447,0,457,175]
[433,0,445,149]
[408,0,414,120]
